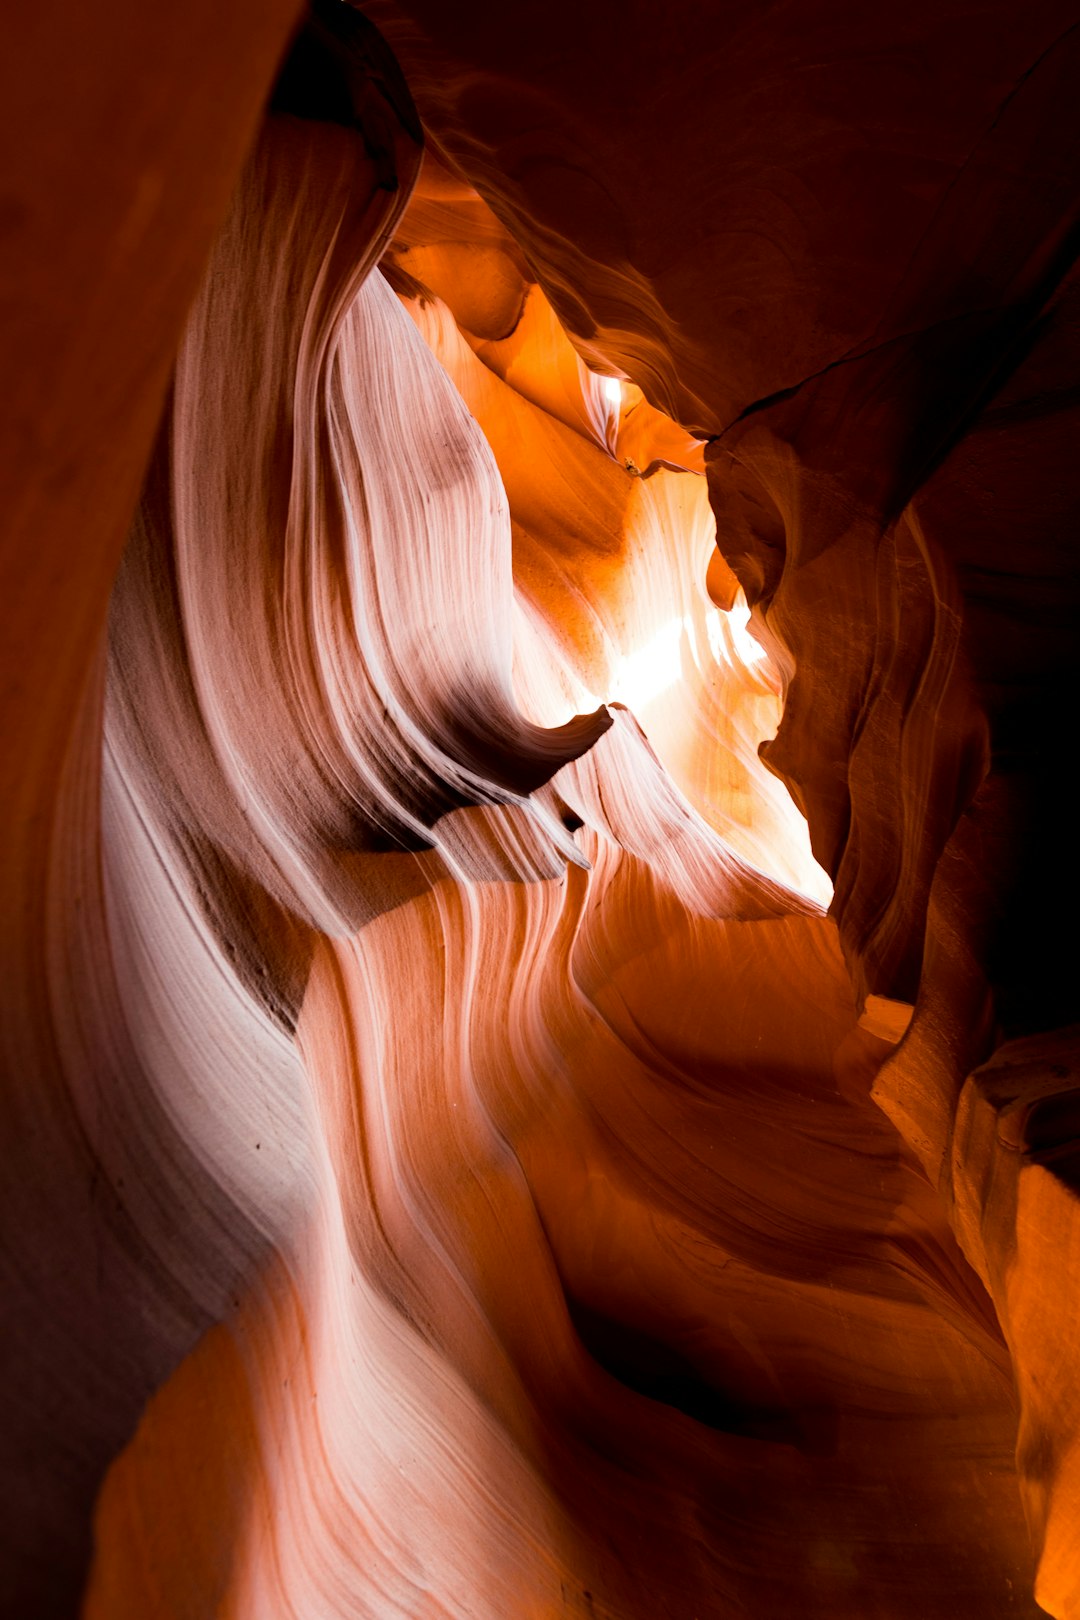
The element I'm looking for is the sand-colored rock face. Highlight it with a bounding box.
[2,3,1079,1617]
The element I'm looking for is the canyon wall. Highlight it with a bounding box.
[2,2,1079,1615]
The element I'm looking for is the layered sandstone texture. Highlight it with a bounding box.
[2,2,1079,1617]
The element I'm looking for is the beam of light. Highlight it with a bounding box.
[598,374,623,409]
[705,599,767,668]
[609,597,769,716]
[726,596,767,664]
[608,616,685,710]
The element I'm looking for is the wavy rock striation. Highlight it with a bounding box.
[1,2,1079,1617]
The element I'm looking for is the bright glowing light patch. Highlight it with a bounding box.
[707,597,767,666]
[704,608,725,666]
[609,617,684,710]
[598,374,623,409]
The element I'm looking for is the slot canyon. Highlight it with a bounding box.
[3,2,1080,1615]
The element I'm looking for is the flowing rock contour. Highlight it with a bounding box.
[1,3,1078,1616]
